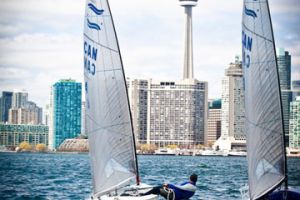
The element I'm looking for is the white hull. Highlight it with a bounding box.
[90,183,158,200]
[99,194,158,200]
[228,151,247,157]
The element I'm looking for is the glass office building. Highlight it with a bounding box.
[0,91,13,123]
[49,79,82,149]
[277,48,292,146]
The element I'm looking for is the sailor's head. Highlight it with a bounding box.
[190,173,198,183]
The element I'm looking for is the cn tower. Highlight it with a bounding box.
[179,0,198,79]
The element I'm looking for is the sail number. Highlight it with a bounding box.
[242,31,253,68]
[84,41,98,76]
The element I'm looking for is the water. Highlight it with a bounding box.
[0,153,300,200]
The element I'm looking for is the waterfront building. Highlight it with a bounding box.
[148,79,207,147]
[127,78,208,148]
[289,97,300,149]
[0,124,48,148]
[206,99,222,146]
[277,48,292,146]
[214,57,246,151]
[58,138,88,152]
[0,91,13,123]
[48,79,82,150]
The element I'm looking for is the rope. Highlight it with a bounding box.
[163,187,175,200]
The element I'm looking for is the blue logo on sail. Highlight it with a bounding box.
[88,3,104,15]
[245,6,257,18]
[87,19,101,30]
[87,3,104,31]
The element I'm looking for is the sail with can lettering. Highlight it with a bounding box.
[83,0,139,197]
[242,0,286,199]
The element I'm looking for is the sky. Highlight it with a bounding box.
[0,0,299,108]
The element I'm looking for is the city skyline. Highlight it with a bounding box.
[0,0,300,108]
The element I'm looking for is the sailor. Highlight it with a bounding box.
[141,173,198,200]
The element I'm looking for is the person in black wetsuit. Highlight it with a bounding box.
[142,173,198,200]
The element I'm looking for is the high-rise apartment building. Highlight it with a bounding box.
[214,57,246,151]
[8,108,39,125]
[127,78,148,144]
[206,99,222,146]
[0,91,13,123]
[289,97,300,149]
[148,79,207,147]
[48,79,82,150]
[8,95,42,125]
[277,48,292,146]
[127,78,208,148]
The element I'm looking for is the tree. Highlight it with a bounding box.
[19,141,32,151]
[36,143,47,152]
[166,144,178,149]
[140,144,157,153]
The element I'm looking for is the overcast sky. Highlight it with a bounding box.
[0,0,299,108]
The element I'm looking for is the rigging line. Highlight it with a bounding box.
[86,114,131,135]
[245,117,282,135]
[245,114,282,126]
[249,59,275,65]
[84,33,119,53]
[242,23,273,43]
[86,14,111,18]
[95,68,122,73]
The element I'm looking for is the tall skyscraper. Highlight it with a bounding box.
[277,48,292,146]
[0,91,13,123]
[206,99,222,146]
[289,97,300,149]
[11,90,28,108]
[179,0,198,79]
[48,79,82,150]
[214,57,246,151]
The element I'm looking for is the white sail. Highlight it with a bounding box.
[84,0,138,197]
[242,0,286,199]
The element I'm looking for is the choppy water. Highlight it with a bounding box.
[0,153,299,199]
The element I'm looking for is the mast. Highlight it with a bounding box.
[266,0,288,189]
[106,0,140,185]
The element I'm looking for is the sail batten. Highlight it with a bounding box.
[84,0,138,196]
[242,0,286,199]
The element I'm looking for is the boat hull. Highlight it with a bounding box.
[267,189,300,200]
[91,183,158,200]
[99,194,158,200]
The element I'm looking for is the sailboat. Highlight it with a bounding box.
[242,0,300,199]
[83,0,158,199]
